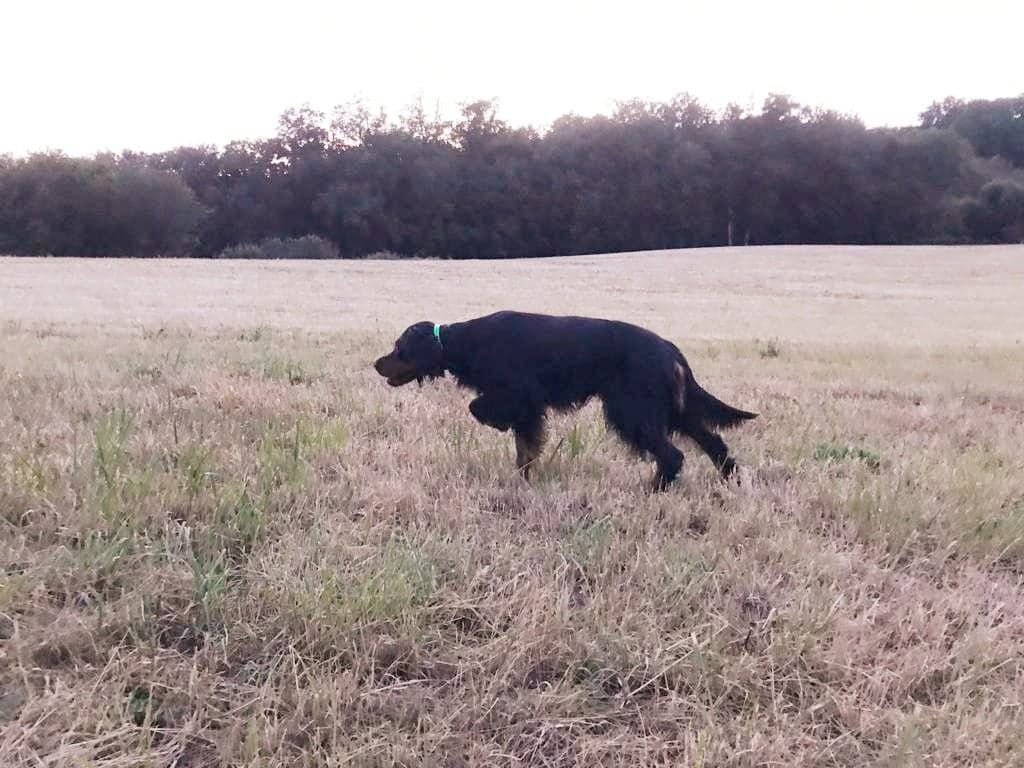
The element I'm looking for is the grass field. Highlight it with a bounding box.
[2,245,1023,766]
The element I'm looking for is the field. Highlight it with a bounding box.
[2,245,1023,767]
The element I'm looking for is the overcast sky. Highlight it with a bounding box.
[3,0,1022,157]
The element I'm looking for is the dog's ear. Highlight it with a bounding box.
[406,322,444,377]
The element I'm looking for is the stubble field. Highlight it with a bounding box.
[1,245,1023,766]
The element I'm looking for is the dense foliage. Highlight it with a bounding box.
[0,154,204,257]
[2,93,1023,257]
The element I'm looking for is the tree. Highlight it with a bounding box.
[0,153,204,256]
[7,92,1024,258]
[920,96,965,129]
[924,95,1024,167]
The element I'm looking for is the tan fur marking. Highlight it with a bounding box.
[673,361,689,413]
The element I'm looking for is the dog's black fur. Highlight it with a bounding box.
[374,311,756,488]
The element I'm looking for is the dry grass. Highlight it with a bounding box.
[1,245,1023,766]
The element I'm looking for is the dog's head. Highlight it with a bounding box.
[373,321,444,387]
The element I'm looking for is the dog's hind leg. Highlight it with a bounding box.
[647,436,684,490]
[684,421,737,480]
[603,395,683,490]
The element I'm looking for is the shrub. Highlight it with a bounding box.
[216,235,339,260]
[962,180,1024,242]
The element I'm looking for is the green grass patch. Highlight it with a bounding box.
[298,538,438,627]
[813,442,881,470]
[257,417,348,491]
[566,516,614,568]
[261,356,321,385]
[92,408,154,529]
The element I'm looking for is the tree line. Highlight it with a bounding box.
[2,93,1023,258]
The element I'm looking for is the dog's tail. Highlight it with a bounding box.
[673,360,757,429]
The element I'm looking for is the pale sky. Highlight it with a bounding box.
[3,0,1022,157]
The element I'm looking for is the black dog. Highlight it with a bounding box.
[373,311,756,488]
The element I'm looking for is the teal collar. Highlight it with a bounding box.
[433,323,442,345]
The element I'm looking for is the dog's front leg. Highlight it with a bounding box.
[468,394,514,432]
[470,394,546,479]
[514,419,546,480]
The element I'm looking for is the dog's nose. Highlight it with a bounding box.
[373,357,386,375]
